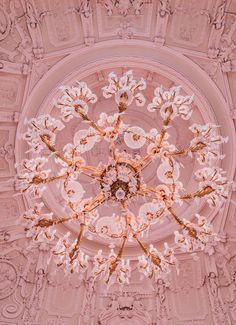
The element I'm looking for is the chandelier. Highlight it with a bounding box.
[17,70,229,285]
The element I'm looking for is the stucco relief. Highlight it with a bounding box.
[0,5,11,41]
[0,73,26,112]
[117,20,134,39]
[0,194,22,226]
[209,238,236,317]
[0,260,19,300]
[0,0,37,64]
[0,248,45,322]
[155,277,170,324]
[216,14,236,71]
[22,268,47,322]
[39,0,84,50]
[227,72,236,109]
[0,78,19,108]
[207,0,228,59]
[207,271,231,325]
[96,0,154,38]
[154,0,172,45]
[23,1,44,59]
[29,55,66,91]
[0,231,11,243]
[41,269,84,321]
[80,276,97,324]
[102,0,145,17]
[211,1,227,31]
[0,128,15,177]
[169,257,210,323]
[0,111,20,123]
[166,0,212,49]
[98,291,152,325]
[224,191,236,235]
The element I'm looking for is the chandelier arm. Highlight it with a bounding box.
[133,153,155,171]
[133,124,169,171]
[140,183,180,209]
[59,87,103,134]
[34,194,106,230]
[77,111,106,136]
[40,135,73,166]
[132,234,162,270]
[123,129,155,144]
[134,223,150,234]
[126,212,151,234]
[32,172,69,185]
[41,140,100,176]
[137,188,159,202]
[34,212,84,229]
[79,165,103,175]
[179,186,215,200]
[132,234,149,255]
[165,204,185,227]
[166,202,215,245]
[106,115,122,159]
[69,222,85,264]
[41,134,102,177]
[110,141,117,160]
[165,204,204,241]
[87,223,126,238]
[164,148,190,157]
[84,192,106,212]
[114,114,122,130]
[67,193,106,229]
[106,235,128,283]
[124,205,155,237]
[158,126,168,145]
[164,141,209,158]
[109,232,127,239]
[138,185,163,200]
[79,170,99,179]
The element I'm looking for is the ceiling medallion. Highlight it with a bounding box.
[17,70,229,285]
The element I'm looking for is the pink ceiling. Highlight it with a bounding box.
[0,0,236,324]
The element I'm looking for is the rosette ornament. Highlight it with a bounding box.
[17,70,230,285]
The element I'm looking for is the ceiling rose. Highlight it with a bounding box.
[17,70,229,285]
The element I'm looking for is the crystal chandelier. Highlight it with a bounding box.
[17,70,229,285]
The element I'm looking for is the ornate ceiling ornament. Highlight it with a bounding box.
[16,70,229,285]
[0,5,11,41]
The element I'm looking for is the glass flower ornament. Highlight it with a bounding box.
[147,85,194,121]
[102,70,146,112]
[56,82,97,121]
[16,157,50,198]
[23,115,64,153]
[189,123,228,164]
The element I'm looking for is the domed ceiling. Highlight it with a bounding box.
[0,0,236,324]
